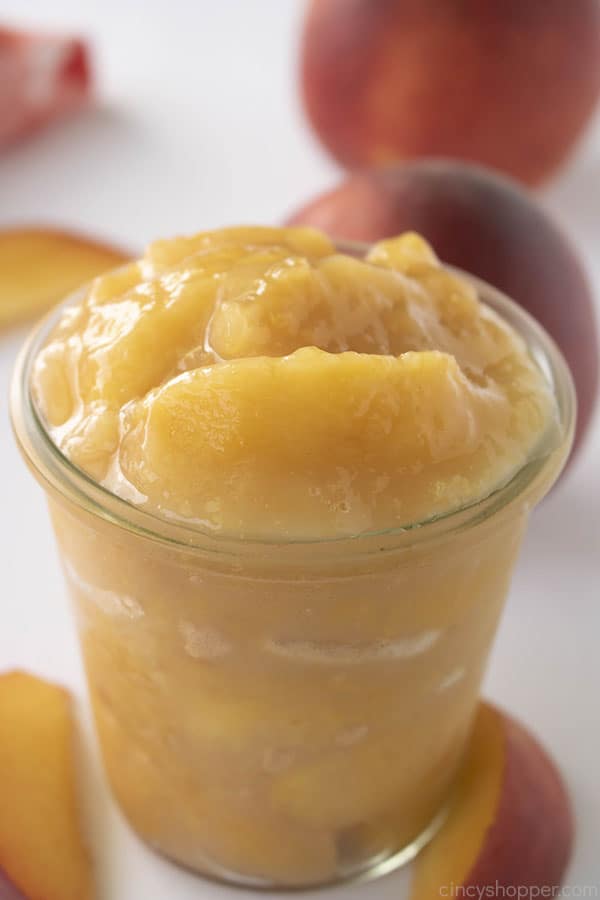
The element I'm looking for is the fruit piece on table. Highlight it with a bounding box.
[287,160,598,459]
[301,0,600,186]
[411,702,574,900]
[0,228,129,329]
[0,27,92,149]
[0,671,94,900]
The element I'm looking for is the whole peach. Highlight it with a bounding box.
[286,160,598,459]
[301,0,600,185]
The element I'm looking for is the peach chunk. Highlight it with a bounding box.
[0,228,129,329]
[411,702,574,900]
[0,671,93,900]
[118,346,549,538]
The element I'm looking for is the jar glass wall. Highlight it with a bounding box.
[10,265,575,888]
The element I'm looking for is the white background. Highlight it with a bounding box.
[0,2,598,898]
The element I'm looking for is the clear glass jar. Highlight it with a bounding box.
[10,264,575,889]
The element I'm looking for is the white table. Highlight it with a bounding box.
[0,2,598,897]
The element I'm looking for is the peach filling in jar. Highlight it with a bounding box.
[29,226,558,886]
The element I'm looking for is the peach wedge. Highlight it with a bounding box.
[411,702,574,900]
[0,228,128,329]
[0,671,93,900]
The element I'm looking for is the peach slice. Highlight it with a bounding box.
[0,228,129,329]
[0,27,92,148]
[0,671,93,900]
[411,702,574,900]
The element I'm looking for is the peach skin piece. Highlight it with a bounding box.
[0,671,94,900]
[0,228,129,329]
[411,702,574,900]
[0,27,92,148]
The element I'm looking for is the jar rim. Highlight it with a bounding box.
[10,247,576,558]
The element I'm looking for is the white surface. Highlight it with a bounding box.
[0,2,599,897]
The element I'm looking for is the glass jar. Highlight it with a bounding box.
[10,265,575,888]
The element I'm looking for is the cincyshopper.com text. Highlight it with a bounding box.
[439,884,598,899]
